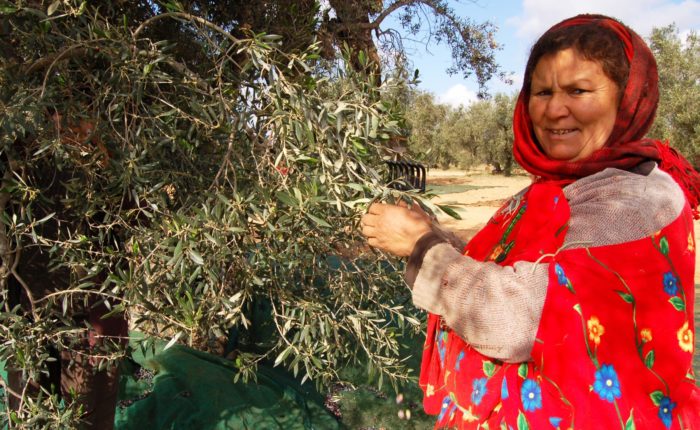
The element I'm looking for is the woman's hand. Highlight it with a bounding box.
[360,201,433,257]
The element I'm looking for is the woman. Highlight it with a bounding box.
[362,15,700,429]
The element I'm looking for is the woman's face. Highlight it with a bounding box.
[528,48,620,162]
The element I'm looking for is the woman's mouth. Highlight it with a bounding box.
[549,128,577,135]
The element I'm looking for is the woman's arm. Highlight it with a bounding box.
[405,164,685,363]
[409,240,549,362]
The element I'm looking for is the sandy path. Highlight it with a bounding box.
[427,169,531,239]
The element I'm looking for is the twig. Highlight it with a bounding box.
[34,288,129,304]
[133,12,240,45]
[33,45,91,98]
[211,128,238,189]
[35,288,192,333]
[0,159,36,320]
[9,247,40,321]
[25,45,89,76]
[0,374,24,402]
[0,164,13,313]
[18,375,29,416]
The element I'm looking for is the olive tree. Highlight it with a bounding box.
[0,2,429,427]
[648,25,700,165]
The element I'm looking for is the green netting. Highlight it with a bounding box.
[115,338,339,430]
[1,332,437,429]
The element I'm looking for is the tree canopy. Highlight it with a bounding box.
[0,0,503,427]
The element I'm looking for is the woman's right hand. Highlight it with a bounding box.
[360,201,433,257]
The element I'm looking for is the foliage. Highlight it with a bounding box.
[0,1,434,426]
[647,25,700,165]
[406,90,517,174]
[102,0,503,91]
[319,0,503,94]
[405,92,450,166]
[474,93,517,175]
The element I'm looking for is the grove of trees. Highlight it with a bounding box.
[405,91,517,173]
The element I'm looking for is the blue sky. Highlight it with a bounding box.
[398,0,700,107]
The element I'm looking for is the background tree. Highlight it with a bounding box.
[433,106,473,168]
[480,93,516,175]
[318,0,503,93]
[405,91,450,166]
[405,91,517,173]
[648,25,700,166]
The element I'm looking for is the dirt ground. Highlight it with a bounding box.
[428,168,532,241]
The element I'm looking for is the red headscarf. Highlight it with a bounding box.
[513,14,700,216]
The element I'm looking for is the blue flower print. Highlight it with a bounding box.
[663,272,678,296]
[437,329,447,364]
[438,395,457,422]
[554,263,568,286]
[471,378,487,405]
[455,350,465,371]
[501,377,509,400]
[593,364,622,402]
[520,378,542,412]
[658,396,676,428]
[549,417,562,428]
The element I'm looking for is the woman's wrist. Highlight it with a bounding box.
[405,230,448,288]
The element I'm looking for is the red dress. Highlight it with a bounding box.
[419,182,700,429]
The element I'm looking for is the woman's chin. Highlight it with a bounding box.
[543,150,580,162]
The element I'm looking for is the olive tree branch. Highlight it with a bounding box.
[0,157,39,321]
[133,12,240,44]
[0,374,23,402]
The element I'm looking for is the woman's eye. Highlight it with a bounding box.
[571,88,587,95]
[533,90,551,96]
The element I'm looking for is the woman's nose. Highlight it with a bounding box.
[544,92,569,118]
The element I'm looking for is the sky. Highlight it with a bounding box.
[402,0,700,107]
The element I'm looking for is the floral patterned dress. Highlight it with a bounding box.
[419,182,699,429]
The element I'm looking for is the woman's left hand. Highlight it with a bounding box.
[361,201,433,257]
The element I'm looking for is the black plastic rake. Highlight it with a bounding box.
[385,160,427,192]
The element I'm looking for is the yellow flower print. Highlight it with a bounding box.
[677,321,693,353]
[688,232,695,252]
[489,244,504,261]
[640,328,653,343]
[587,316,605,346]
[426,384,435,397]
[460,405,478,422]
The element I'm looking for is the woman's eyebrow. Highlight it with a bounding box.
[532,77,596,88]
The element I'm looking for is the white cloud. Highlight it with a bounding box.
[509,0,700,44]
[437,84,479,108]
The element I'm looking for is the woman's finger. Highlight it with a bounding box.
[361,213,376,228]
[367,202,386,215]
[367,237,382,250]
